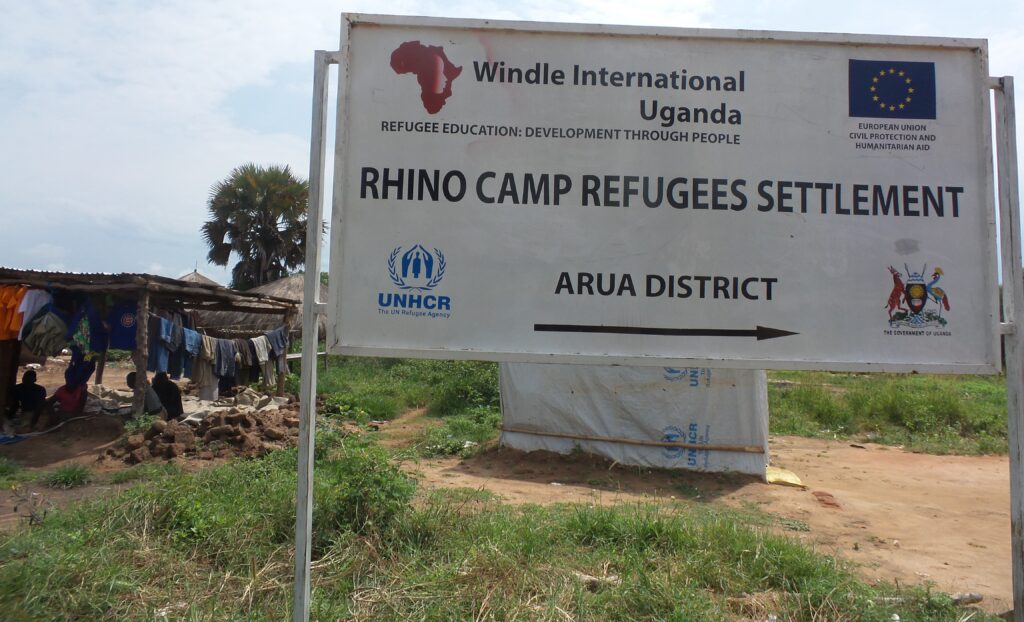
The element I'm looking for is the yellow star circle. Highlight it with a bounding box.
[870,67,915,113]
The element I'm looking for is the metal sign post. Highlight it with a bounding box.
[994,75,1023,622]
[293,49,336,622]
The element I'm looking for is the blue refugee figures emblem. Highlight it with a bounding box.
[661,425,684,460]
[388,244,446,291]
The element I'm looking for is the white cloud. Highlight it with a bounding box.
[25,243,67,261]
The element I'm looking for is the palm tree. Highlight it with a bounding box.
[202,163,309,290]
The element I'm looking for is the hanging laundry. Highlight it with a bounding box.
[265,325,290,374]
[251,335,270,364]
[214,338,237,379]
[64,346,96,387]
[0,286,27,340]
[17,290,51,339]
[235,338,253,367]
[70,314,91,357]
[193,334,218,400]
[169,314,183,352]
[247,339,260,384]
[107,300,138,350]
[23,312,69,357]
[182,327,201,379]
[233,338,253,385]
[251,335,275,387]
[84,298,109,354]
[147,316,172,373]
[265,325,288,357]
[167,313,186,379]
[182,328,202,357]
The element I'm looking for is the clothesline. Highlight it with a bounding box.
[144,310,290,400]
[147,312,294,340]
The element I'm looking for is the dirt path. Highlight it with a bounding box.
[377,406,436,448]
[388,410,1012,613]
[759,437,1010,613]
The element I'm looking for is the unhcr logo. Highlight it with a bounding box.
[378,244,452,318]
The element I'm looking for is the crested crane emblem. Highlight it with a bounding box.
[884,264,950,328]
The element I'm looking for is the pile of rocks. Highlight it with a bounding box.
[102,405,302,464]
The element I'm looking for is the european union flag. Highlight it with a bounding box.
[849,59,936,120]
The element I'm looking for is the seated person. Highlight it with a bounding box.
[125,372,165,416]
[9,370,47,430]
[151,372,183,420]
[45,382,87,422]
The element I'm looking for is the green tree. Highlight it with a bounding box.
[201,163,309,290]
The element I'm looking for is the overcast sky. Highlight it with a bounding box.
[2,1,1021,284]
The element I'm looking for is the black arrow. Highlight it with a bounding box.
[533,324,799,341]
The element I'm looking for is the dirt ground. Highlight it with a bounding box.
[394,410,1012,614]
[0,374,1013,613]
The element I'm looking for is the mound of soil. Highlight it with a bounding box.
[100,406,302,464]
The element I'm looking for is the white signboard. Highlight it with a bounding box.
[328,15,999,372]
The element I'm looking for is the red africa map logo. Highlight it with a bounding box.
[390,41,463,114]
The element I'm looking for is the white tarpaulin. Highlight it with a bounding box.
[499,364,768,476]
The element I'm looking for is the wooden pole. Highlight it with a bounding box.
[0,340,20,419]
[131,291,150,416]
[500,426,765,454]
[276,310,296,397]
[95,331,110,385]
[995,76,1024,622]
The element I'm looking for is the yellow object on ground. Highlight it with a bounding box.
[766,466,806,488]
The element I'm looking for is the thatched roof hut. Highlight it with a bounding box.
[192,273,324,336]
[179,270,220,287]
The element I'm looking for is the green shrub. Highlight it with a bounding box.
[419,406,501,457]
[771,384,851,433]
[284,372,300,395]
[315,442,416,535]
[151,449,300,561]
[44,465,91,489]
[104,349,133,362]
[0,456,18,479]
[314,358,426,419]
[426,361,500,416]
[109,462,180,484]
[321,393,370,423]
[146,435,414,564]
[123,414,158,436]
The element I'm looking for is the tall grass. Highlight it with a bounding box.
[769,372,1007,453]
[0,426,416,620]
[417,405,502,457]
[0,460,988,621]
[310,357,498,420]
[43,464,91,489]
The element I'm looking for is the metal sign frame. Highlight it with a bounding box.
[293,14,1024,622]
[325,14,1001,375]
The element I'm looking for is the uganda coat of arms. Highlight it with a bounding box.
[884,264,951,328]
